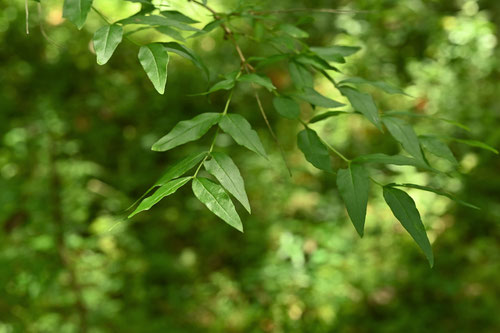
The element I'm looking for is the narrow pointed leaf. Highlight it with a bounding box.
[152,113,221,151]
[204,152,251,213]
[288,61,314,89]
[93,24,123,65]
[419,136,458,165]
[297,128,332,172]
[447,138,499,154]
[119,15,199,31]
[340,77,410,96]
[160,10,199,24]
[383,186,434,267]
[353,153,437,172]
[162,42,209,79]
[129,177,191,218]
[156,26,185,42]
[273,97,300,120]
[309,111,350,123]
[192,178,243,232]
[295,87,345,108]
[310,45,361,62]
[382,116,425,161]
[388,183,480,210]
[219,114,267,158]
[336,163,370,236]
[238,74,276,91]
[63,0,93,29]
[138,44,169,94]
[340,86,382,131]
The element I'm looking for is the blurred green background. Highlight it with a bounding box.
[1,0,499,332]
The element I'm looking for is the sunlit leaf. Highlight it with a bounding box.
[152,113,221,151]
[93,24,123,65]
[192,178,243,232]
[219,114,267,158]
[63,0,93,29]
[138,44,169,94]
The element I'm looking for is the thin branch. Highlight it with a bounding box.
[25,0,29,34]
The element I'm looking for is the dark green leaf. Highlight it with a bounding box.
[340,77,409,96]
[295,54,339,71]
[353,153,437,172]
[447,138,498,154]
[388,183,480,210]
[382,116,425,161]
[279,24,309,38]
[156,26,185,42]
[152,113,221,151]
[219,114,267,158]
[204,152,251,213]
[295,87,345,108]
[272,97,300,120]
[63,0,93,29]
[309,111,350,123]
[288,61,314,89]
[192,178,243,232]
[93,25,123,65]
[337,163,370,236]
[160,10,198,24]
[297,128,332,172]
[383,187,434,267]
[310,45,361,62]
[419,136,458,165]
[339,86,382,131]
[385,111,471,131]
[138,44,169,94]
[120,14,199,31]
[162,42,209,79]
[129,177,191,218]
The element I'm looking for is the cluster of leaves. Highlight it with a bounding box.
[59,0,497,266]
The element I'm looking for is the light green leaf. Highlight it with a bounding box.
[196,78,235,95]
[419,136,458,165]
[204,152,251,213]
[152,113,221,151]
[219,114,267,158]
[129,177,191,218]
[192,178,243,232]
[63,0,93,29]
[309,111,350,123]
[279,24,309,38]
[273,97,300,120]
[288,61,314,89]
[337,163,370,236]
[297,128,332,172]
[162,42,208,79]
[383,186,434,267]
[382,116,425,162]
[353,153,437,172]
[310,45,361,62]
[93,24,123,65]
[446,137,499,154]
[295,87,345,109]
[238,74,276,91]
[160,10,198,24]
[156,26,185,42]
[388,183,480,210]
[138,44,169,94]
[340,77,410,96]
[339,86,382,131]
[127,151,206,211]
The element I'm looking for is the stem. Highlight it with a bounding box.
[301,122,350,163]
[370,177,384,187]
[92,6,140,45]
[25,0,29,34]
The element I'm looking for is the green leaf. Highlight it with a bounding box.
[309,111,350,123]
[279,24,309,38]
[197,78,235,95]
[138,44,169,94]
[297,128,332,172]
[388,183,480,210]
[446,138,499,154]
[152,113,221,151]
[295,87,345,109]
[160,10,198,24]
[162,42,209,79]
[120,14,199,31]
[93,25,123,65]
[339,86,382,131]
[288,61,314,89]
[156,26,185,42]
[340,77,410,96]
[336,163,370,236]
[419,136,458,165]
[238,74,276,91]
[272,97,300,120]
[204,152,251,213]
[385,111,471,132]
[353,153,436,172]
[382,116,425,162]
[310,45,361,62]
[219,114,267,158]
[129,177,191,218]
[383,187,434,267]
[63,0,93,29]
[127,151,207,211]
[192,178,243,232]
[295,54,339,72]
